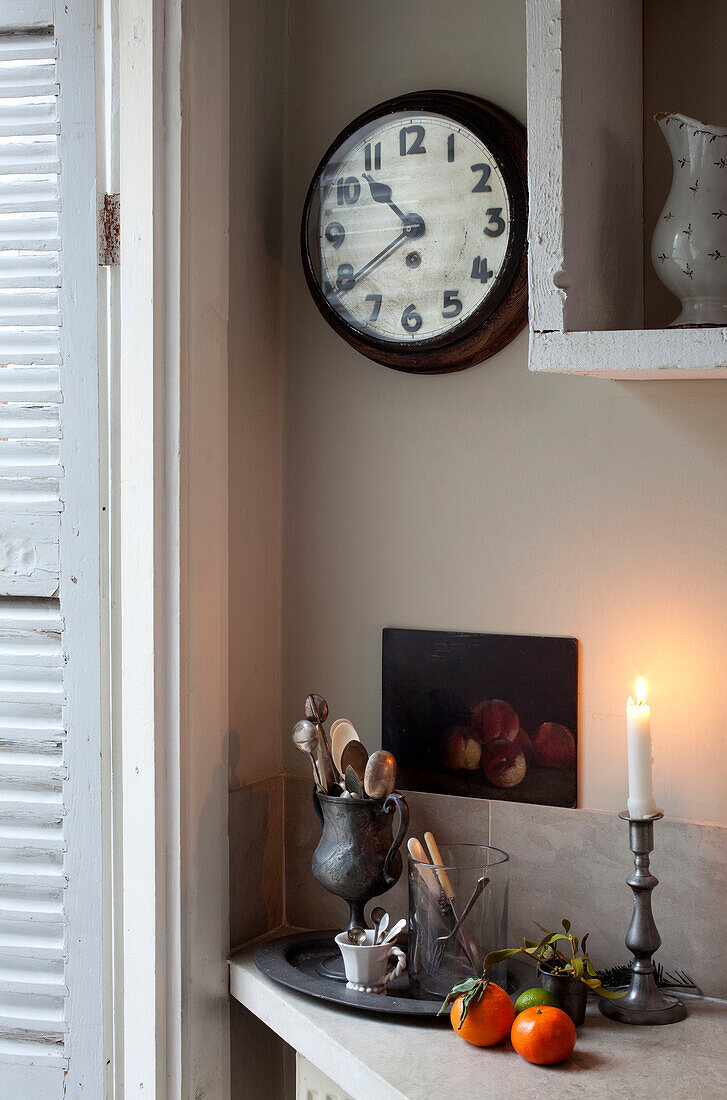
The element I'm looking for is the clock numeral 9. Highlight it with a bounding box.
[484,207,505,237]
[399,125,426,156]
[471,256,494,283]
[401,303,423,333]
[470,163,492,193]
[325,222,346,249]
[337,176,361,205]
[442,290,462,318]
[336,263,355,291]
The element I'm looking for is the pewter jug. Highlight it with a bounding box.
[312,789,409,930]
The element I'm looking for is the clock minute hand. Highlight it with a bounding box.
[342,230,409,292]
[362,171,408,224]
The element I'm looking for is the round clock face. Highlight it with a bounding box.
[302,92,527,373]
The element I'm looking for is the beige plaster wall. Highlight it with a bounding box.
[228,0,286,788]
[279,0,727,826]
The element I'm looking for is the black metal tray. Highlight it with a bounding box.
[254,929,446,1017]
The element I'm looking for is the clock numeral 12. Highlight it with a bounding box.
[364,142,382,172]
[447,134,455,163]
[399,125,426,156]
[471,256,494,283]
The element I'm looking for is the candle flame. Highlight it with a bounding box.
[636,677,647,706]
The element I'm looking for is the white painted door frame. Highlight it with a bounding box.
[114,0,230,1095]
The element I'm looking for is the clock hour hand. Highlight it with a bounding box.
[362,171,408,225]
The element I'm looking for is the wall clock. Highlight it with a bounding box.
[301,90,528,374]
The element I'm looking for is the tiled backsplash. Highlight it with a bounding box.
[230,776,727,999]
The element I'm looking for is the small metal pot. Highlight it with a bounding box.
[540,970,588,1026]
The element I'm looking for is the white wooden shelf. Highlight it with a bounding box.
[526,0,727,379]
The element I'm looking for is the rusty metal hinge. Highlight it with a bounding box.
[98,193,120,266]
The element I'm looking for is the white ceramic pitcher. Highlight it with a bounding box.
[651,112,727,327]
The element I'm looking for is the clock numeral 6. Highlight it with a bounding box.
[484,207,506,237]
[325,222,346,249]
[470,163,492,193]
[471,256,494,283]
[442,290,463,318]
[336,263,355,291]
[337,176,361,205]
[399,125,426,156]
[365,293,382,322]
[401,303,423,332]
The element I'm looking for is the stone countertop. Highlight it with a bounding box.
[229,939,727,1100]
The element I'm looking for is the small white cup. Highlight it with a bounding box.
[335,929,406,994]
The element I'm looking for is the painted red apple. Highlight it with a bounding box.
[441,727,482,770]
[481,738,527,788]
[471,699,520,744]
[440,727,467,770]
[462,736,482,770]
[532,722,576,769]
[512,727,533,766]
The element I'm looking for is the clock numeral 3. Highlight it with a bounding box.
[442,290,463,318]
[471,163,492,192]
[325,222,346,249]
[399,125,426,156]
[484,207,505,237]
[337,176,361,205]
[336,263,355,291]
[401,303,423,332]
[365,293,382,322]
[364,142,382,172]
[471,256,494,283]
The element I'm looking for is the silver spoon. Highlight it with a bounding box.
[346,926,367,945]
[370,906,387,945]
[291,720,323,790]
[305,693,339,788]
[364,750,396,800]
[345,765,365,799]
[381,918,407,945]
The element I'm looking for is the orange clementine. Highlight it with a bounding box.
[510,1005,576,1065]
[449,982,516,1047]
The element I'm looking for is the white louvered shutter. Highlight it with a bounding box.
[0,3,104,1097]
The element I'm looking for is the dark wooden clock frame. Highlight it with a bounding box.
[301,90,528,375]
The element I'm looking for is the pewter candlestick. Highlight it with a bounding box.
[599,812,686,1025]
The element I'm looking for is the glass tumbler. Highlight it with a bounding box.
[408,843,509,999]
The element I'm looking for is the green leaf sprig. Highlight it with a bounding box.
[520,919,625,999]
[439,919,626,1022]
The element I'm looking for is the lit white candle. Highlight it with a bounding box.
[626,677,659,819]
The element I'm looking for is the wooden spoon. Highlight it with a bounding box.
[331,719,360,774]
[340,739,369,781]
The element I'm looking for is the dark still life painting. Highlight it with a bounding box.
[382,628,578,808]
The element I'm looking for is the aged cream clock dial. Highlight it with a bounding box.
[301,91,527,374]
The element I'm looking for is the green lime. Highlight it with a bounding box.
[514,987,561,1014]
